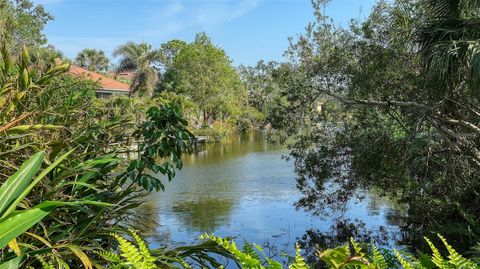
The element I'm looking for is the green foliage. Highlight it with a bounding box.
[75,48,110,72]
[200,234,480,269]
[119,103,194,192]
[98,230,157,269]
[236,106,265,131]
[0,41,196,268]
[36,255,55,269]
[113,42,161,97]
[289,245,309,269]
[0,152,55,251]
[369,244,388,269]
[158,39,187,69]
[0,0,53,46]
[239,60,281,122]
[268,0,480,251]
[316,234,480,269]
[192,122,235,142]
[0,150,114,268]
[200,234,309,269]
[101,231,246,269]
[161,33,248,127]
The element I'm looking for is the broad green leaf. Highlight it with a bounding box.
[0,255,23,269]
[2,149,74,218]
[0,200,109,250]
[0,202,56,249]
[0,151,44,218]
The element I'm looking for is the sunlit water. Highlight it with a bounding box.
[144,132,404,253]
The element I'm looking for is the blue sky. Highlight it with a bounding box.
[34,0,376,66]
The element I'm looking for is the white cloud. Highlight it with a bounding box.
[191,0,261,28]
[145,0,261,32]
[228,0,260,21]
[45,0,262,60]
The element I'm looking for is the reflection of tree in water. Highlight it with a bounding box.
[171,197,235,232]
[290,144,410,262]
[135,201,159,233]
[292,144,360,217]
[186,132,283,166]
[129,200,174,247]
[298,218,391,268]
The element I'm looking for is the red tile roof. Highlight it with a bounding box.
[69,65,130,92]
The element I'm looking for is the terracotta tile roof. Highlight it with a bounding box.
[69,65,130,92]
[107,70,136,81]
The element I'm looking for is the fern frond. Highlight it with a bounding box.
[437,234,476,268]
[36,255,55,269]
[350,238,363,257]
[289,244,309,269]
[130,230,156,267]
[318,244,351,269]
[96,250,122,263]
[370,243,388,269]
[394,250,414,269]
[112,233,143,268]
[424,237,449,268]
[243,241,263,261]
[200,233,263,268]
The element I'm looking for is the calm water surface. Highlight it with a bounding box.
[145,132,403,251]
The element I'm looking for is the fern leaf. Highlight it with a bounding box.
[350,238,363,256]
[201,234,263,268]
[318,244,352,269]
[243,241,263,261]
[289,244,309,269]
[112,233,143,268]
[36,255,54,269]
[424,237,449,268]
[394,250,414,269]
[370,243,388,269]
[130,230,156,268]
[96,250,122,263]
[437,234,476,268]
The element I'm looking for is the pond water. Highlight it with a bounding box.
[145,132,405,254]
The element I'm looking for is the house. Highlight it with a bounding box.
[107,70,136,82]
[68,64,131,98]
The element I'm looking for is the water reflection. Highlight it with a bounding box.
[185,132,283,166]
[144,132,404,254]
[171,198,235,232]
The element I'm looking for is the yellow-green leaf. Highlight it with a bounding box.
[7,239,20,256]
[0,202,57,249]
[0,151,44,218]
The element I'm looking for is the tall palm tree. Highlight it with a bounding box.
[113,42,161,97]
[74,48,110,72]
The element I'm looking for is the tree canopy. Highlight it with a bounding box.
[0,0,52,46]
[267,0,480,251]
[113,42,162,97]
[75,48,110,72]
[161,33,247,125]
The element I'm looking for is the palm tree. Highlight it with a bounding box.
[113,42,161,97]
[74,48,110,72]
[418,0,480,94]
